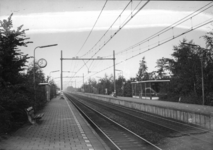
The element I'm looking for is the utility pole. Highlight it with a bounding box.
[113,50,116,97]
[61,51,116,96]
[201,53,205,105]
[61,76,84,92]
[61,50,63,91]
[183,43,210,105]
[83,73,84,92]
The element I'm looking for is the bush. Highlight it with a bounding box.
[0,14,55,136]
[160,92,202,105]
[0,85,33,134]
[0,106,11,135]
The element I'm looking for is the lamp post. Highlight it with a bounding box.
[83,73,84,92]
[116,69,123,77]
[33,44,57,111]
[49,70,60,80]
[61,71,70,90]
[183,43,207,105]
[49,70,60,76]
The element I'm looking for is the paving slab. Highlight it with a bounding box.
[0,96,110,150]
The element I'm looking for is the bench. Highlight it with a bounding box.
[25,107,44,124]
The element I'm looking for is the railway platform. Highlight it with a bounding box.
[0,96,110,150]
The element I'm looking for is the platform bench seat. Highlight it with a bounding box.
[25,106,44,124]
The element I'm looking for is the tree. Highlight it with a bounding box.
[23,64,47,109]
[136,57,149,81]
[96,74,114,94]
[123,79,132,97]
[202,27,213,105]
[116,76,126,96]
[81,78,97,93]
[159,38,213,105]
[0,13,32,87]
[0,14,34,134]
[168,39,202,101]
[155,57,172,79]
[202,28,213,49]
[0,14,58,135]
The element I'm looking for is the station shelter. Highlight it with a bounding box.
[39,83,50,101]
[131,80,170,100]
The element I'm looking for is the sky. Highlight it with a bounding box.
[0,0,213,89]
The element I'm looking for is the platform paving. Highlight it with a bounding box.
[0,96,110,150]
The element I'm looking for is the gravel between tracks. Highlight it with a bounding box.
[71,94,213,150]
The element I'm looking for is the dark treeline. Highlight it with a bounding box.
[76,74,133,97]
[68,26,213,106]
[0,14,58,135]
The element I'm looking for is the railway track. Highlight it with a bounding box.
[65,93,213,150]
[65,93,161,150]
[75,95,213,139]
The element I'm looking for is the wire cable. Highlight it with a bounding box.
[80,0,132,57]
[73,0,149,79]
[91,0,149,58]
[85,18,213,79]
[75,0,108,56]
[71,0,108,76]
[103,1,213,58]
[67,0,136,84]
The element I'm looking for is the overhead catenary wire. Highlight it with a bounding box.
[84,18,213,80]
[91,0,149,59]
[70,0,108,77]
[67,0,147,85]
[71,0,150,81]
[68,1,212,87]
[88,59,95,72]
[80,0,132,58]
[81,0,136,73]
[103,1,213,58]
[75,0,108,57]
[88,0,147,75]
[68,0,133,85]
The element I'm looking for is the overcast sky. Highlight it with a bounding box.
[0,0,212,89]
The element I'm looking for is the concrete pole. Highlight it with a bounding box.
[183,43,206,105]
[83,73,84,92]
[113,50,116,96]
[201,53,205,105]
[33,46,39,112]
[61,50,63,91]
[145,83,146,99]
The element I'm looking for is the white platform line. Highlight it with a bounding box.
[64,97,94,149]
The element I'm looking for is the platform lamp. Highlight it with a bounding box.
[49,70,60,78]
[33,44,58,112]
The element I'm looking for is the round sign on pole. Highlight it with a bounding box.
[37,58,47,68]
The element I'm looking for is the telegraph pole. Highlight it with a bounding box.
[201,53,205,105]
[183,43,210,105]
[113,50,116,96]
[61,51,116,96]
[83,73,84,92]
[61,50,63,91]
